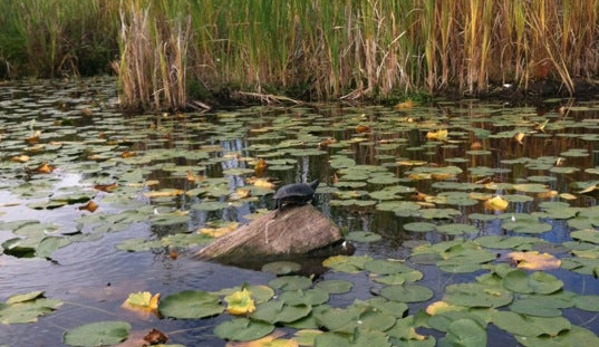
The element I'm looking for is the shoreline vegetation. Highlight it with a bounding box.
[1,0,599,111]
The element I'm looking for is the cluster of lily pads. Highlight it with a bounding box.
[2,79,599,346]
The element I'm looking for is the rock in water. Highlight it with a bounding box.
[195,204,342,265]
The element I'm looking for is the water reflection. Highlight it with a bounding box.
[1,79,599,345]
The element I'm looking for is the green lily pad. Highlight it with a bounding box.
[491,310,571,337]
[435,223,478,235]
[279,288,329,306]
[403,222,436,233]
[443,283,513,308]
[63,321,131,347]
[268,276,313,291]
[158,290,224,319]
[314,329,391,347]
[363,259,414,275]
[250,300,312,323]
[380,284,434,303]
[515,326,599,347]
[502,269,563,294]
[322,255,372,273]
[314,280,354,294]
[0,291,62,324]
[438,318,487,347]
[214,317,274,341]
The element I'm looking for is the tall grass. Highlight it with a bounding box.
[2,0,599,109]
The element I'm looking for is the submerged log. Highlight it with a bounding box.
[195,204,343,265]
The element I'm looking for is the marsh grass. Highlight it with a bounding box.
[2,0,599,109]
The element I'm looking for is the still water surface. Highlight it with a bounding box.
[1,78,598,346]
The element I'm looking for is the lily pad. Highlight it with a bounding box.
[214,317,274,341]
[158,290,223,319]
[63,321,131,347]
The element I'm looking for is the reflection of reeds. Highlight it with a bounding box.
[2,1,599,109]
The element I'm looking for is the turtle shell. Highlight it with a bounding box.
[273,179,320,209]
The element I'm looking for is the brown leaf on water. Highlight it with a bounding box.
[254,158,268,177]
[11,155,30,163]
[506,251,561,270]
[537,190,558,199]
[120,150,137,158]
[94,182,118,192]
[470,141,482,150]
[318,137,337,149]
[26,130,41,144]
[78,201,98,213]
[514,132,525,144]
[144,328,168,344]
[186,170,206,182]
[355,124,370,133]
[34,162,55,174]
[394,99,415,109]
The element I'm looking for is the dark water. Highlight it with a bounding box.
[1,79,599,346]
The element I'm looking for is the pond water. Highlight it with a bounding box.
[1,78,599,346]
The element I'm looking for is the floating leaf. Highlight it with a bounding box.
[214,318,274,342]
[158,290,223,319]
[491,311,570,337]
[122,291,160,315]
[380,284,434,303]
[439,318,487,347]
[63,321,131,347]
[506,251,561,270]
[250,301,311,324]
[484,195,509,211]
[502,269,563,294]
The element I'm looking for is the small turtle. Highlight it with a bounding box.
[273,179,320,210]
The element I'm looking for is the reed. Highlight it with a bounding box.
[3,0,599,109]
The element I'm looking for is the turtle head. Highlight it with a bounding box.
[309,179,320,190]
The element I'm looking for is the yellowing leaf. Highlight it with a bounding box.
[224,289,256,315]
[559,193,577,200]
[484,195,509,211]
[226,331,298,347]
[506,251,561,270]
[27,130,41,144]
[579,185,599,194]
[394,99,415,109]
[78,201,99,213]
[199,222,240,237]
[143,189,184,198]
[537,190,558,199]
[229,188,251,201]
[253,179,275,189]
[514,132,525,144]
[254,158,268,178]
[426,129,448,141]
[11,155,30,163]
[94,182,118,192]
[122,291,160,317]
[34,162,55,174]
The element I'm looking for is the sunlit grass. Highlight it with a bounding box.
[2,0,599,109]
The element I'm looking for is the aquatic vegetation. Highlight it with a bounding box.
[2,80,599,345]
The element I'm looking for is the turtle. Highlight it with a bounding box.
[273,179,320,211]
